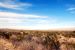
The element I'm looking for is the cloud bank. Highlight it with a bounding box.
[0,11,74,30]
[0,11,57,30]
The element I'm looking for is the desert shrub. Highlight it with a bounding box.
[0,32,12,39]
[42,34,60,50]
[62,31,75,38]
[10,32,25,41]
[16,32,25,41]
[24,34,33,41]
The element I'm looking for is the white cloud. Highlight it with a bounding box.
[0,1,32,10]
[66,4,75,14]
[0,2,18,9]
[67,7,75,11]
[0,18,22,23]
[0,12,74,30]
[67,7,75,14]
[0,12,47,18]
[0,11,55,30]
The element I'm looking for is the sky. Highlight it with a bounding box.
[0,0,75,30]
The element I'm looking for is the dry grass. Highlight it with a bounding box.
[0,29,75,50]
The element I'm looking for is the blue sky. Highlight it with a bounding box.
[0,0,75,30]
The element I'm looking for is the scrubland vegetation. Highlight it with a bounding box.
[0,29,75,50]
